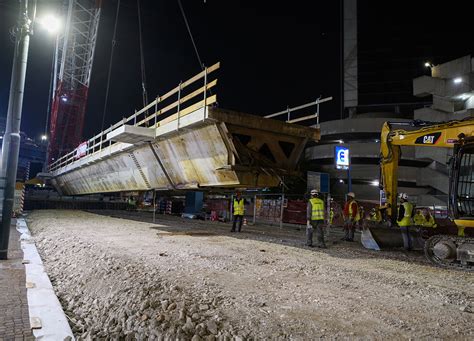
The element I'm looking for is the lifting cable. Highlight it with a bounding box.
[100,0,121,132]
[137,0,148,110]
[177,0,204,70]
[177,0,213,96]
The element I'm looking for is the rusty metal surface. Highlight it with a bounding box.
[51,107,320,195]
[208,107,320,141]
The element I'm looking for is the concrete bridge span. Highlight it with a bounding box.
[46,63,319,195]
[49,107,318,195]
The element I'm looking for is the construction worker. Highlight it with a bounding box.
[422,209,437,228]
[230,191,245,232]
[413,209,426,226]
[127,196,137,211]
[359,206,365,221]
[306,189,326,248]
[379,203,391,227]
[397,192,414,250]
[329,207,335,226]
[369,207,382,223]
[343,192,359,241]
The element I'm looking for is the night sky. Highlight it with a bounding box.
[0,0,473,143]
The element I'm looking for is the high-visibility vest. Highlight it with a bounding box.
[330,210,334,224]
[309,198,325,221]
[370,211,382,223]
[423,215,437,228]
[348,200,360,221]
[413,213,426,226]
[398,202,413,227]
[233,198,245,215]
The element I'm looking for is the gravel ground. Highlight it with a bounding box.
[27,210,474,340]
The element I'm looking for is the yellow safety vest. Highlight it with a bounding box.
[330,210,334,224]
[413,214,426,226]
[348,200,360,222]
[422,215,437,228]
[370,211,382,223]
[233,198,244,215]
[398,202,413,227]
[310,198,325,221]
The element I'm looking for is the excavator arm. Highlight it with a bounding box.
[380,118,474,220]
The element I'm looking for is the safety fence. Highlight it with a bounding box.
[48,62,220,172]
[23,187,453,230]
[205,194,310,227]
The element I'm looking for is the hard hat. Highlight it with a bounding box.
[347,192,355,198]
[310,189,318,195]
[399,192,408,200]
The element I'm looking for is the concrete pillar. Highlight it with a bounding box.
[184,191,204,215]
[344,0,358,110]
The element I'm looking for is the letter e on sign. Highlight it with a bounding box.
[335,146,350,169]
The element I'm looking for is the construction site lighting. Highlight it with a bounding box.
[41,135,47,141]
[61,96,68,103]
[424,62,432,68]
[371,180,379,186]
[454,77,462,84]
[37,14,61,34]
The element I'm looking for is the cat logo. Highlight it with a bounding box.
[423,135,435,144]
[415,132,441,145]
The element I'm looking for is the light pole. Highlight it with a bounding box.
[0,1,60,259]
[0,0,33,260]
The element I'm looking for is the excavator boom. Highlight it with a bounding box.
[380,118,474,219]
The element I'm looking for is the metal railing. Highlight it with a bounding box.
[264,96,332,126]
[48,62,220,172]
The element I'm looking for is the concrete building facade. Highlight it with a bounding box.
[412,55,474,197]
[306,55,474,204]
[305,112,431,202]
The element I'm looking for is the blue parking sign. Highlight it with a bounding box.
[335,146,350,170]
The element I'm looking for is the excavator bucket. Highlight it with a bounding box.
[361,226,425,250]
[360,228,382,251]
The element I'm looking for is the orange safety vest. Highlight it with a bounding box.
[349,199,360,222]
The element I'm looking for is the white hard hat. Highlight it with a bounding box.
[399,192,408,200]
[310,189,318,195]
[347,192,355,198]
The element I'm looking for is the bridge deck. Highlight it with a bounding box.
[47,63,320,195]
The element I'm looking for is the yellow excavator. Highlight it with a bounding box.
[365,117,474,271]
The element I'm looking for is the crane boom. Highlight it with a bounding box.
[48,0,101,163]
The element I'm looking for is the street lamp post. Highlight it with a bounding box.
[0,0,32,259]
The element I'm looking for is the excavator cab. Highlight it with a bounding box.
[450,139,474,221]
[424,138,474,270]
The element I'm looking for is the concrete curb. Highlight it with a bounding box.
[17,217,74,340]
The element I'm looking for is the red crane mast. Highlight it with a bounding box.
[48,0,101,163]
